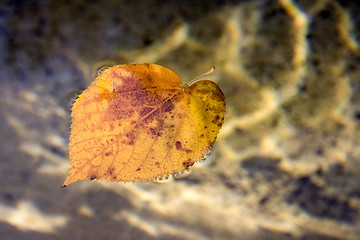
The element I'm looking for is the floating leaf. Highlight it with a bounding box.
[62,64,225,187]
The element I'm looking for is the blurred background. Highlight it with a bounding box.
[0,0,359,239]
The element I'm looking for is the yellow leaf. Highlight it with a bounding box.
[62,64,225,187]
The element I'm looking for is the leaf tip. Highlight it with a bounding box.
[62,172,77,188]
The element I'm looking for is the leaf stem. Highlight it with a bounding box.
[184,66,215,87]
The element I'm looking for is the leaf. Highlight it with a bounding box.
[62,64,225,187]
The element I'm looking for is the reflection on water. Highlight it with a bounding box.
[0,0,359,239]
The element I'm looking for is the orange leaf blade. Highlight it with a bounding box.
[63,64,225,187]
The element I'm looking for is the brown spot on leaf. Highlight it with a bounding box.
[176,141,182,150]
[143,109,158,124]
[111,108,135,120]
[149,128,157,136]
[163,99,174,113]
[182,161,189,168]
[134,91,150,106]
[212,115,220,122]
[140,107,153,117]
[175,140,192,153]
[123,130,136,145]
